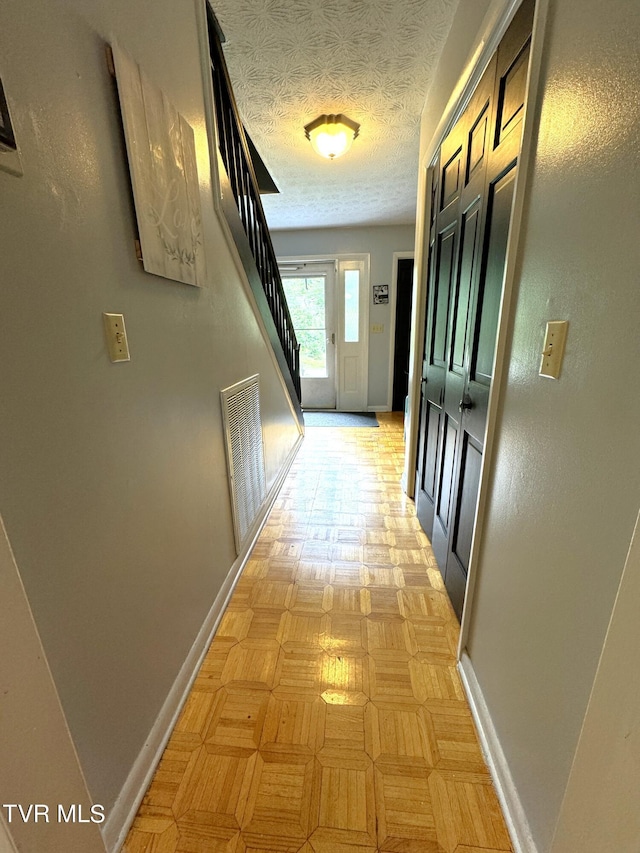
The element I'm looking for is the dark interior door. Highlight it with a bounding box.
[415,0,534,619]
[392,258,415,411]
[430,58,496,577]
[414,141,457,538]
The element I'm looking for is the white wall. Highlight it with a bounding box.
[0,516,106,853]
[550,512,640,853]
[271,225,415,408]
[465,0,640,849]
[0,0,299,824]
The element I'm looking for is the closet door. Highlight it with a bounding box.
[415,0,534,619]
[429,57,497,579]
[415,135,461,539]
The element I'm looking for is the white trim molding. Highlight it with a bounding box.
[404,159,432,500]
[459,653,538,853]
[337,256,370,412]
[102,433,302,853]
[277,253,371,413]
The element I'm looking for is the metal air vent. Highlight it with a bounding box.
[220,375,266,552]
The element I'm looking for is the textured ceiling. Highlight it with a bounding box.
[212,0,460,231]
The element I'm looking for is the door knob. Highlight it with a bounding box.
[459,394,473,413]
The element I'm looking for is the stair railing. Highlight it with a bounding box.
[206,7,301,407]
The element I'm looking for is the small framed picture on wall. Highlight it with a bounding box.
[373,284,389,304]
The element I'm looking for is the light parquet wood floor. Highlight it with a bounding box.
[124,413,512,853]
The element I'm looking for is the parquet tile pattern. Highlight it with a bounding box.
[124,414,512,853]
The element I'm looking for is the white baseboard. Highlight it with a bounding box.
[102,433,303,853]
[368,405,392,412]
[102,567,239,852]
[458,652,538,853]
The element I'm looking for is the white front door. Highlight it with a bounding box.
[281,265,336,409]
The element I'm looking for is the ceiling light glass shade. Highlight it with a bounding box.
[304,114,360,160]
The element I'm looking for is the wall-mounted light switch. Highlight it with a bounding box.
[539,320,568,379]
[103,313,130,362]
[372,323,384,334]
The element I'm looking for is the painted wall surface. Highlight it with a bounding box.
[0,0,299,816]
[466,0,640,848]
[550,513,640,853]
[0,516,106,853]
[271,225,415,408]
[419,0,494,162]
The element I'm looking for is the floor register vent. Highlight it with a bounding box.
[221,374,267,553]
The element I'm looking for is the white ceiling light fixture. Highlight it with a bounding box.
[304,114,360,160]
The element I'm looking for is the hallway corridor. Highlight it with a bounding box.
[124,414,512,853]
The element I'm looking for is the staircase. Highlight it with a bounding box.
[206,7,302,417]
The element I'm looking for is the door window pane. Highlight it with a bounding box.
[296,330,327,377]
[282,276,328,377]
[344,269,359,342]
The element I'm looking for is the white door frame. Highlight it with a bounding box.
[278,254,370,411]
[336,257,369,411]
[386,251,415,412]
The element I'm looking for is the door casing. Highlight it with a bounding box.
[278,254,370,412]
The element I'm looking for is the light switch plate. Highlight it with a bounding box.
[539,320,568,379]
[372,323,384,334]
[103,313,130,362]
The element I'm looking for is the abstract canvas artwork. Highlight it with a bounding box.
[111,44,206,286]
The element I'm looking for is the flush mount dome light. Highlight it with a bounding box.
[304,114,360,160]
